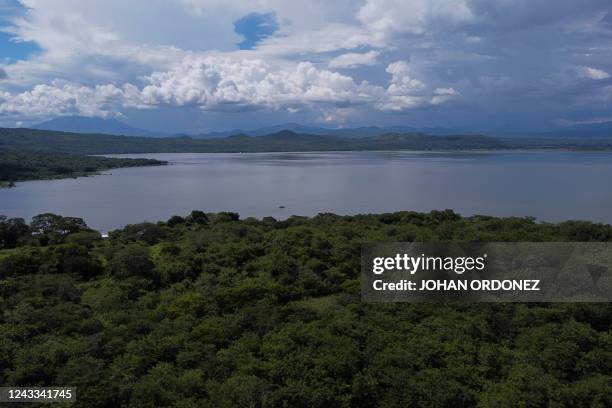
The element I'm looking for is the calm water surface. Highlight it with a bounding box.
[1,151,611,231]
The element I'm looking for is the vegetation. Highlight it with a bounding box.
[0,151,166,185]
[1,210,611,407]
[2,127,612,155]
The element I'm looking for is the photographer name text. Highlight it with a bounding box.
[371,253,540,292]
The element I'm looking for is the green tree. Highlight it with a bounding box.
[108,242,155,279]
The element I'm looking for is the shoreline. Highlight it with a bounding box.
[101,147,612,157]
[9,148,612,186]
[0,151,168,186]
[2,210,612,237]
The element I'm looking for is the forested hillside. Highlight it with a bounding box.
[2,127,612,155]
[1,210,611,407]
[0,151,166,185]
[0,127,509,154]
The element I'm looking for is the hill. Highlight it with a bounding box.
[0,127,509,154]
[194,123,461,138]
[539,121,612,138]
[0,151,166,185]
[3,127,612,155]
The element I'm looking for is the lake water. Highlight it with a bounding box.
[1,151,612,232]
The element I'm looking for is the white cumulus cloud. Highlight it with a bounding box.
[580,66,610,80]
[329,51,380,68]
[138,56,379,109]
[0,56,459,119]
[431,87,459,105]
[134,58,458,112]
[357,0,474,38]
[0,78,149,119]
[376,62,458,110]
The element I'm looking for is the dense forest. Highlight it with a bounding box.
[0,151,166,185]
[1,210,611,407]
[2,127,612,155]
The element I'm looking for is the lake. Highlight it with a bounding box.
[1,151,612,232]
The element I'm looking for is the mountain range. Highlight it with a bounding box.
[538,121,612,138]
[0,128,510,154]
[4,127,612,156]
[32,116,462,138]
[30,116,612,139]
[190,123,463,138]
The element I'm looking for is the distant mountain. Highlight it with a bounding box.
[37,118,612,139]
[4,127,612,155]
[190,124,331,138]
[192,123,462,138]
[0,127,515,154]
[539,122,612,138]
[33,116,163,137]
[324,125,463,138]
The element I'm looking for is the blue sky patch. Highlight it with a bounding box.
[0,0,41,62]
[0,31,41,62]
[233,12,279,50]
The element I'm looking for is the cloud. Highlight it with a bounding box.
[0,79,145,118]
[431,87,459,105]
[357,0,474,38]
[1,0,612,130]
[386,61,426,93]
[0,56,458,120]
[254,23,384,56]
[1,57,377,118]
[355,0,610,41]
[0,0,247,89]
[329,51,379,68]
[138,57,378,109]
[377,61,458,111]
[317,107,354,124]
[580,66,610,80]
[137,58,455,112]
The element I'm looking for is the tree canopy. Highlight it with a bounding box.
[0,151,166,185]
[1,210,611,407]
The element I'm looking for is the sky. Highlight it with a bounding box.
[0,0,611,133]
